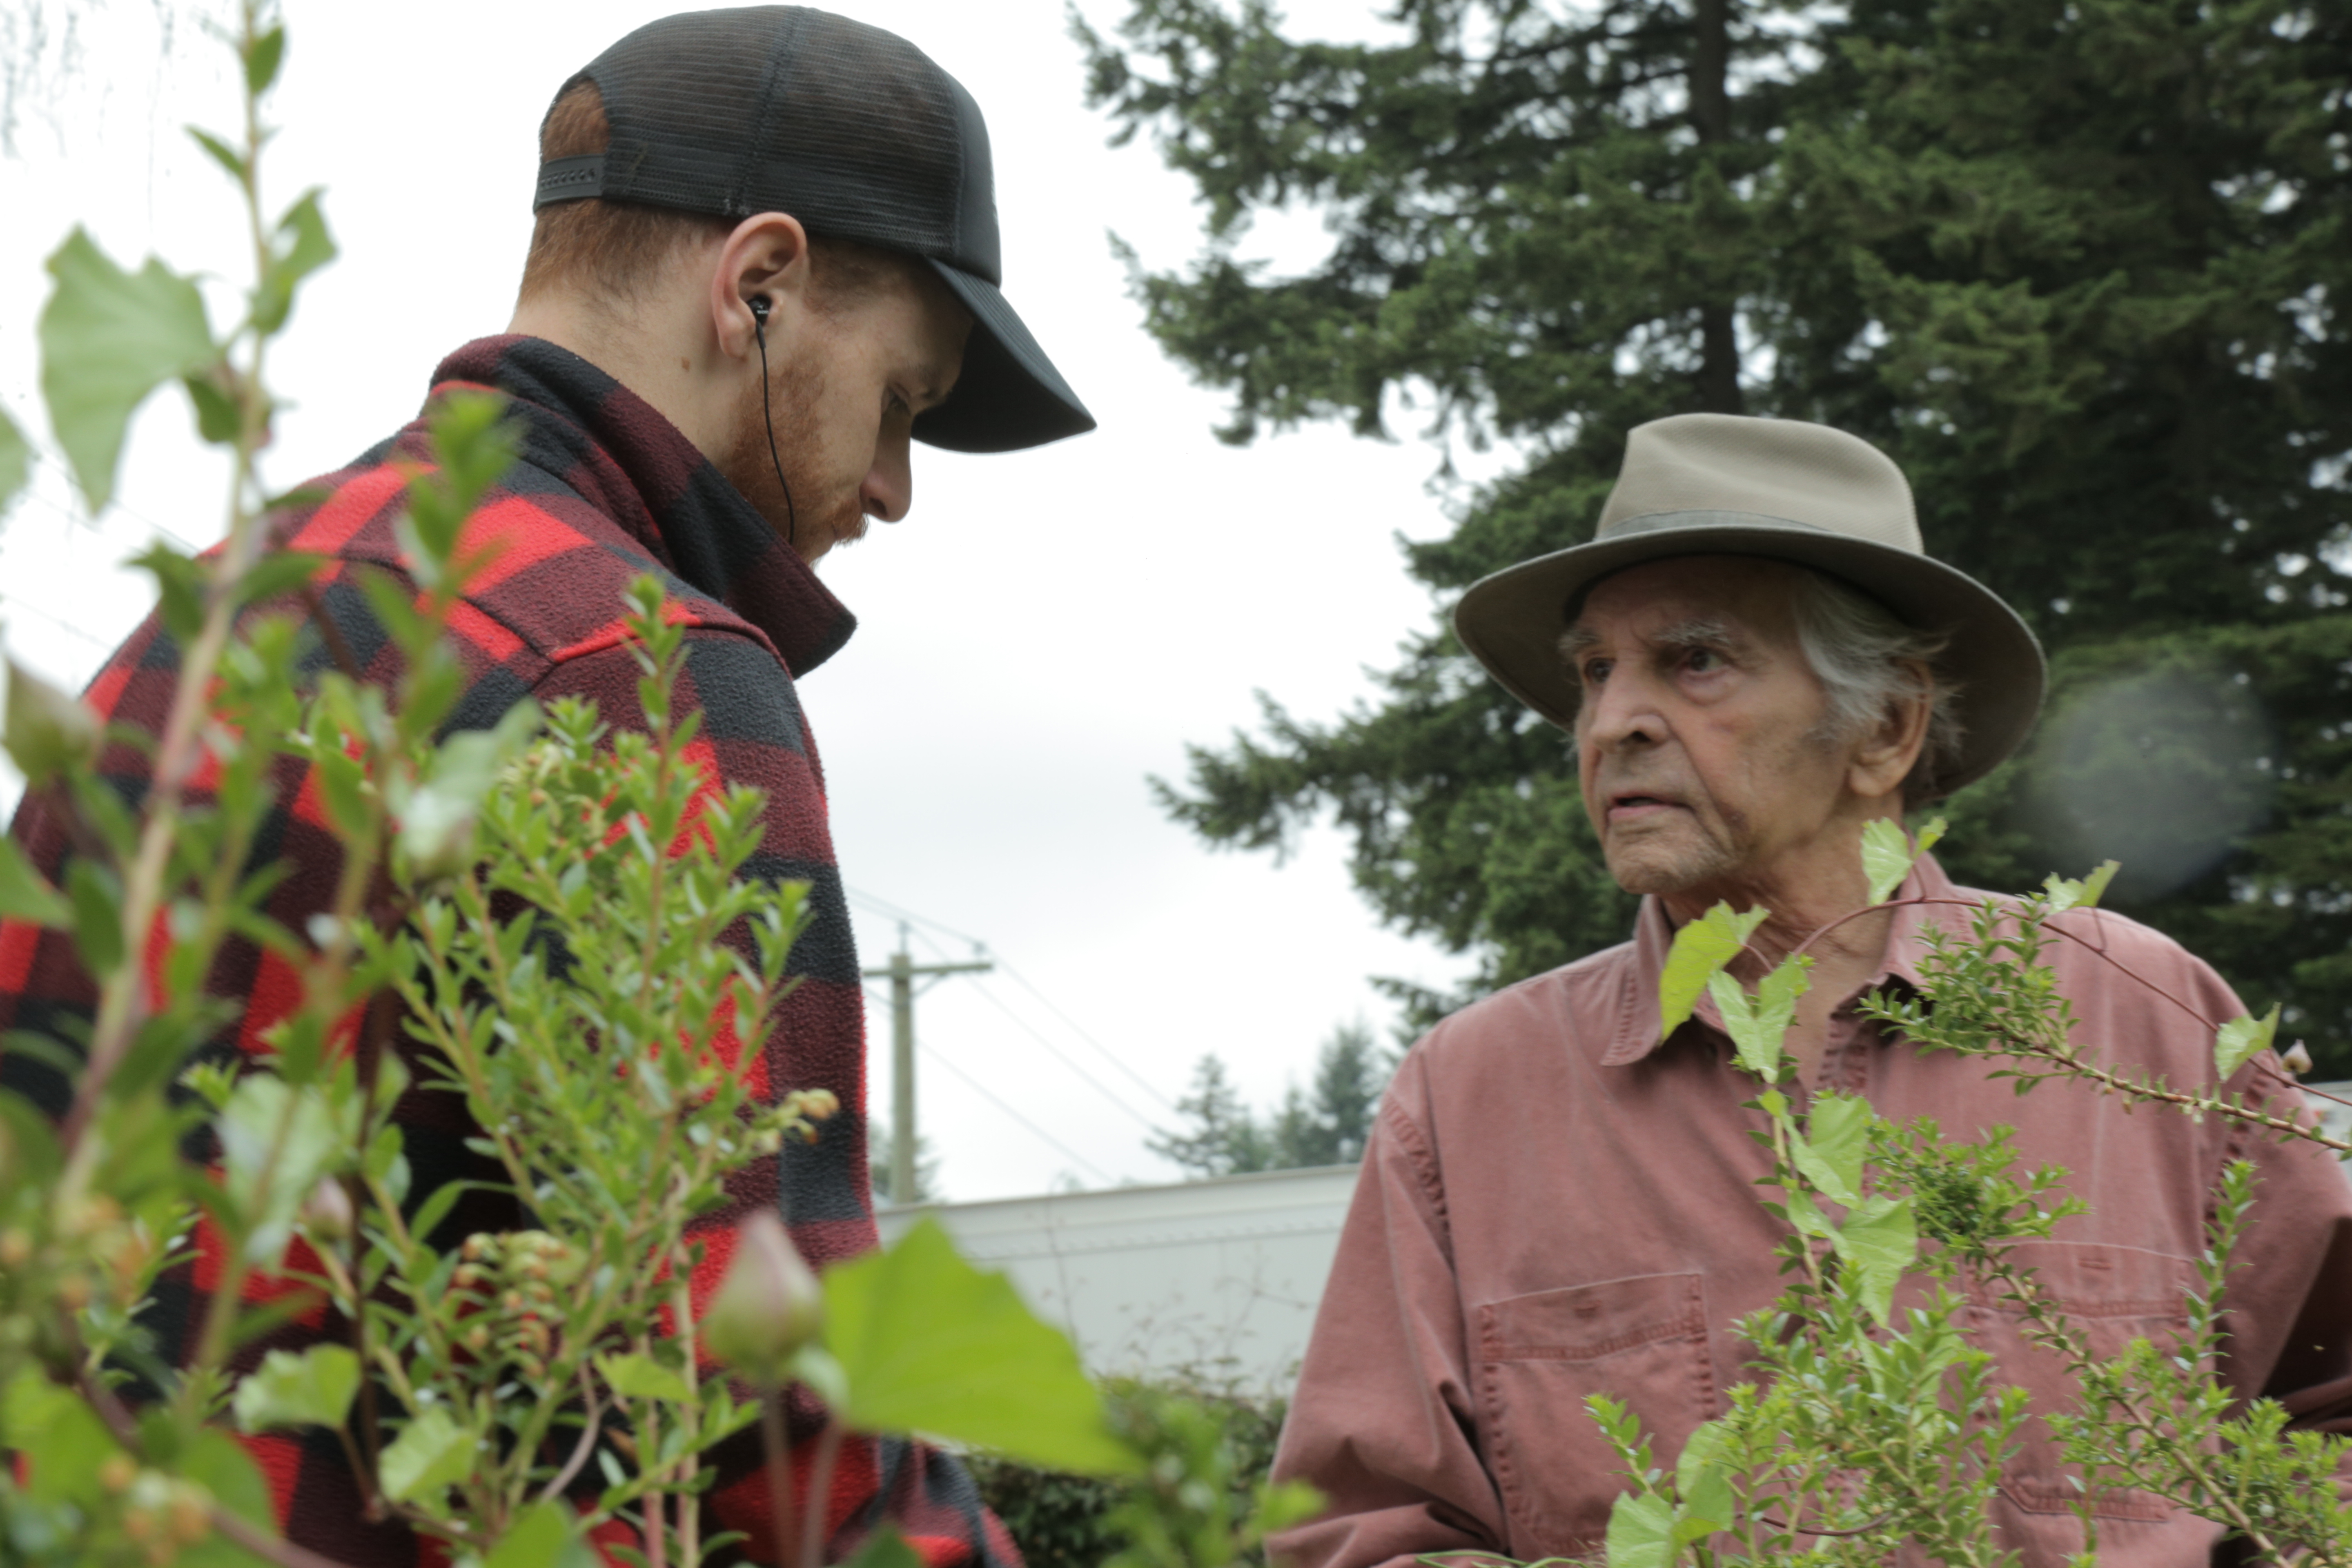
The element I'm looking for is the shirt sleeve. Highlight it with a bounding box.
[1270,1075,1508,1568]
[2220,1061,2352,1508]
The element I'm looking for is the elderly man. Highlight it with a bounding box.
[1270,414,2352,1567]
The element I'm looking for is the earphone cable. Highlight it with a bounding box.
[750,301,797,548]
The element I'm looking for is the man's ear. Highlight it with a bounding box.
[708,212,813,365]
[1849,664,1935,803]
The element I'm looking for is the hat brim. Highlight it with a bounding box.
[913,262,1096,454]
[1451,512,2046,798]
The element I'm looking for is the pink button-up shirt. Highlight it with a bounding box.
[1272,856,2352,1568]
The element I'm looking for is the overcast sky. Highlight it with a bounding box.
[0,0,1543,1200]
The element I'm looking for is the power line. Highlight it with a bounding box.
[860,981,1116,1186]
[920,1042,1116,1187]
[994,957,1180,1112]
[846,885,984,949]
[844,884,1180,1113]
[0,588,117,653]
[26,445,209,554]
[959,976,1163,1133]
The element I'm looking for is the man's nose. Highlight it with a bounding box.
[862,430,912,523]
[1581,666,1666,751]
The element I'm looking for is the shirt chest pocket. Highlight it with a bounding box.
[1964,1240,2198,1523]
[1474,1272,1717,1561]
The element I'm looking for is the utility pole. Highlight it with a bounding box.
[862,922,991,1205]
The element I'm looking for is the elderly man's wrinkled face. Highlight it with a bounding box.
[1568,557,1854,900]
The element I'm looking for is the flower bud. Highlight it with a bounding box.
[3,659,101,788]
[701,1210,823,1385]
[301,1179,353,1240]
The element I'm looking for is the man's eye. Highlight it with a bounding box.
[1581,658,1613,685]
[1685,647,1725,673]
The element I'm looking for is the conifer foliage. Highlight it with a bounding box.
[1084,0,2352,1070]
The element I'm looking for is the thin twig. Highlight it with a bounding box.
[800,1419,846,1568]
[209,1506,365,1568]
[539,1370,605,1505]
[761,1388,798,1568]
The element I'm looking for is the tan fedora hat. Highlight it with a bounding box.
[1452,413,2045,797]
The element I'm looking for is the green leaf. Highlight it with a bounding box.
[4,657,101,789]
[187,125,247,183]
[1658,902,1767,1042]
[1831,1194,1917,1326]
[394,701,543,878]
[837,1526,922,1568]
[1672,1419,1735,1532]
[821,1216,1138,1475]
[174,1428,279,1568]
[1603,1490,1675,1568]
[597,1352,695,1405]
[0,403,27,519]
[2214,1004,2280,1079]
[2,1367,122,1502]
[231,1344,361,1433]
[2042,860,2120,915]
[484,1499,600,1568]
[377,1404,474,1503]
[0,837,71,927]
[218,1074,356,1264]
[244,26,286,98]
[255,189,337,334]
[65,858,126,977]
[1861,814,1944,905]
[230,550,329,612]
[38,228,218,512]
[183,370,241,444]
[1708,954,1809,1082]
[1788,1091,1872,1208]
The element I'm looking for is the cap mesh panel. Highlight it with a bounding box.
[586,7,966,263]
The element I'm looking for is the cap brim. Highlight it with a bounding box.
[913,262,1096,453]
[1451,515,2047,797]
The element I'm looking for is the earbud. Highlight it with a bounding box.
[747,295,795,547]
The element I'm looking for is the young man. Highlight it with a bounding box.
[0,8,1086,1563]
[1270,414,2352,1567]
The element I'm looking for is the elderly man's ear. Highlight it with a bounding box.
[1849,667,1937,803]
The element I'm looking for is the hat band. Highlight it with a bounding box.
[1602,508,1843,542]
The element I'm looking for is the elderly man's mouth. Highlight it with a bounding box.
[1607,793,1688,823]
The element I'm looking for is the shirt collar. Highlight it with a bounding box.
[426,335,857,678]
[1603,850,1963,1067]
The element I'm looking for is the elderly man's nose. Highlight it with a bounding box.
[1585,671,1662,748]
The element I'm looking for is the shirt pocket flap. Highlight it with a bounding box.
[1477,1272,1708,1363]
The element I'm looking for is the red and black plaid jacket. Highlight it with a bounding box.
[0,336,1018,1568]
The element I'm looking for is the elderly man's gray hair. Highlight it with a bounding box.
[1556,566,1966,804]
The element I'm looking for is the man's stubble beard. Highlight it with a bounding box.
[719,353,869,555]
[1602,806,1749,899]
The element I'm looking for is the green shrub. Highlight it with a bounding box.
[973,1377,1294,1568]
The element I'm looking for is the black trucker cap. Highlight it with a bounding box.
[533,6,1095,454]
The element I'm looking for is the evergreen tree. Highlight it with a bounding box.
[1150,1024,1394,1177]
[1149,1055,1276,1176]
[1086,0,2352,1071]
[868,1123,942,1205]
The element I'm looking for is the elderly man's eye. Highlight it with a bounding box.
[1685,647,1727,673]
[1581,657,1613,685]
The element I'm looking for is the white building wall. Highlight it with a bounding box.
[876,1163,1358,1391]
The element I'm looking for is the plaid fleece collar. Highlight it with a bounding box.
[430,335,858,678]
